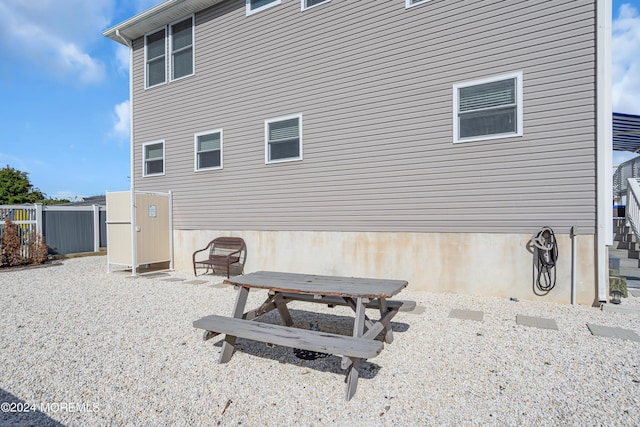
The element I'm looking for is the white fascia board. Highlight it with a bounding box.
[103,0,224,45]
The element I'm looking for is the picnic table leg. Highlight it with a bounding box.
[378,298,394,343]
[345,298,367,400]
[219,286,250,363]
[273,293,294,326]
[342,297,366,370]
[345,357,362,401]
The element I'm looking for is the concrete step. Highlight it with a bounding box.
[611,247,640,260]
[613,240,637,251]
[627,280,640,290]
[618,258,640,269]
[613,227,632,236]
[611,220,640,298]
[613,231,636,242]
[602,304,640,315]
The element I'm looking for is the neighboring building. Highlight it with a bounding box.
[104,0,612,305]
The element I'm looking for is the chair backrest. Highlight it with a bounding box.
[210,237,246,257]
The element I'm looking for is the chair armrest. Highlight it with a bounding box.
[225,248,242,260]
[192,241,215,261]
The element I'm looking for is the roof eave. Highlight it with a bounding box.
[103,0,225,45]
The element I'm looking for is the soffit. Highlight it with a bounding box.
[614,113,640,153]
[103,0,225,44]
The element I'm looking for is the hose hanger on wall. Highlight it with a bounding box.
[531,227,558,296]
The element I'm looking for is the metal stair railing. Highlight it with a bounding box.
[614,157,640,205]
[625,178,640,244]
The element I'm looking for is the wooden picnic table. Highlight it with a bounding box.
[193,271,414,401]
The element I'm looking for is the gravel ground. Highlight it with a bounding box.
[0,256,639,426]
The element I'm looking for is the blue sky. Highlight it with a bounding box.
[0,1,639,200]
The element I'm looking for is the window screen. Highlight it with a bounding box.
[196,132,222,170]
[267,116,301,162]
[171,18,193,80]
[144,142,164,176]
[455,74,521,142]
[146,29,166,88]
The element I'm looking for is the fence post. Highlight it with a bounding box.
[35,204,43,235]
[93,204,100,252]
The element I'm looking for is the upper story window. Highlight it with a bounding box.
[406,0,431,8]
[170,16,194,81]
[453,72,523,143]
[246,0,281,16]
[195,129,223,171]
[145,29,166,88]
[143,141,165,176]
[265,114,302,164]
[302,0,330,11]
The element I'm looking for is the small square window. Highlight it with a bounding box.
[265,114,302,164]
[453,72,523,143]
[145,29,166,88]
[143,141,165,176]
[406,0,431,8]
[170,16,194,81]
[195,130,223,171]
[302,0,330,11]
[246,0,281,15]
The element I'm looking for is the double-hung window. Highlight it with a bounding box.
[302,0,330,11]
[246,0,281,16]
[405,0,431,8]
[195,130,223,171]
[145,29,166,88]
[170,16,194,81]
[265,114,302,164]
[453,72,523,143]
[143,141,165,176]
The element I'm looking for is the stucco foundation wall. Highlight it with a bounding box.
[177,230,597,306]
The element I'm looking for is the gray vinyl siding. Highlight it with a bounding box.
[130,0,597,234]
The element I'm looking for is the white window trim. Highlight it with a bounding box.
[246,0,281,16]
[144,27,167,90]
[169,15,195,82]
[142,140,166,177]
[452,71,524,144]
[301,0,330,11]
[194,129,223,172]
[264,113,303,164]
[405,0,431,9]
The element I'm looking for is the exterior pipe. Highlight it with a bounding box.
[596,0,612,303]
[115,29,137,277]
[168,190,174,271]
[571,226,577,305]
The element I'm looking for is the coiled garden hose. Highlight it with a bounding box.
[532,227,558,295]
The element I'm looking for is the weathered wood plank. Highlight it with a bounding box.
[193,315,384,359]
[273,293,293,326]
[281,293,416,312]
[219,286,249,363]
[345,358,361,402]
[224,271,407,299]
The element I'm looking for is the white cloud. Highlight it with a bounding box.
[0,152,29,171]
[112,100,131,140]
[0,0,112,84]
[116,44,130,75]
[612,3,640,115]
[49,191,86,202]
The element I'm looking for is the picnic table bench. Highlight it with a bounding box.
[193,271,413,401]
[193,315,384,359]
